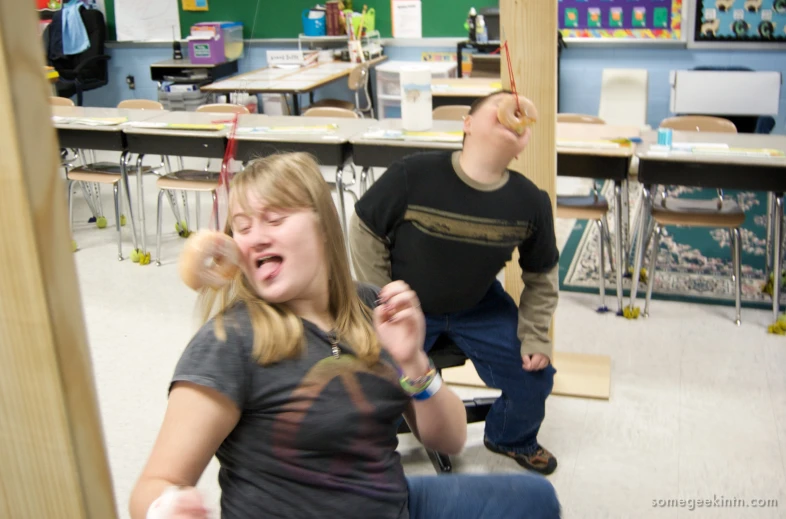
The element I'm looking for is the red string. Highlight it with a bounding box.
[212,112,240,229]
[502,41,521,114]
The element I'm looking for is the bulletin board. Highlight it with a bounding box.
[559,0,684,40]
[693,0,786,44]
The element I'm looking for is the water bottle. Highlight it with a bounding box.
[467,8,477,42]
[476,15,488,43]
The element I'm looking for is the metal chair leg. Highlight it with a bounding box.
[596,219,607,310]
[113,183,122,261]
[156,189,165,266]
[426,449,453,474]
[644,224,662,318]
[212,190,219,231]
[732,227,742,326]
[181,191,191,232]
[67,180,74,229]
[601,214,614,272]
[195,191,201,230]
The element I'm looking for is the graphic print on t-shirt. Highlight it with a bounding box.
[270,355,407,497]
[404,205,535,247]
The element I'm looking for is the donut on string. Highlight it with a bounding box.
[497,94,539,135]
[178,231,241,291]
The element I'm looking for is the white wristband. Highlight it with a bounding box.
[146,486,182,519]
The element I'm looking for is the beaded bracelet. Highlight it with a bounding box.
[399,357,438,395]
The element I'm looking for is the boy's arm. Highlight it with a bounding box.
[517,189,560,362]
[350,211,393,288]
[350,160,409,285]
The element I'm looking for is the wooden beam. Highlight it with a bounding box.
[500,0,558,348]
[0,1,117,517]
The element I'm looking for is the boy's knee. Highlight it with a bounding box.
[512,474,561,518]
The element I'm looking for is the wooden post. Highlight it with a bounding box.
[501,0,558,341]
[0,1,117,518]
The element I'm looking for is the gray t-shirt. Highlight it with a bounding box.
[171,284,411,519]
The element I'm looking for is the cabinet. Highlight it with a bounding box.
[374,61,458,119]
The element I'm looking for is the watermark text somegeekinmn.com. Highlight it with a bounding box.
[653,496,779,511]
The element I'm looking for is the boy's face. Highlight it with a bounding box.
[463,93,532,158]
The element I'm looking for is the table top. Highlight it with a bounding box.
[121,111,232,138]
[350,119,464,150]
[51,106,162,132]
[202,56,387,94]
[235,115,377,144]
[557,123,641,158]
[637,131,786,168]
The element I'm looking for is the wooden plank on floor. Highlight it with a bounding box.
[442,351,612,400]
[0,0,117,517]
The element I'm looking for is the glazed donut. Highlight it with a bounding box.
[497,94,539,135]
[178,231,241,291]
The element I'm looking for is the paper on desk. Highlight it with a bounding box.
[647,144,785,158]
[236,124,338,135]
[52,116,128,126]
[557,139,623,149]
[362,129,463,143]
[124,121,225,131]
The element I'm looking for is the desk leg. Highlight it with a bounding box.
[621,179,631,273]
[773,195,783,322]
[628,186,651,312]
[292,94,300,116]
[360,167,369,196]
[120,152,139,251]
[766,192,774,279]
[614,182,624,313]
[336,167,348,238]
[457,43,464,78]
[136,154,148,262]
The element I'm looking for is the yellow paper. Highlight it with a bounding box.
[167,123,224,131]
[182,0,208,12]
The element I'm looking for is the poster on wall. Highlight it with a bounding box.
[695,0,786,42]
[559,0,683,40]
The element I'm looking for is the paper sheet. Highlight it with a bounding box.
[392,0,422,38]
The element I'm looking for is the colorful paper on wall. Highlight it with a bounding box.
[182,0,209,11]
[696,0,786,42]
[559,0,683,40]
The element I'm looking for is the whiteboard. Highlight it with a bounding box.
[670,71,782,116]
[114,0,180,42]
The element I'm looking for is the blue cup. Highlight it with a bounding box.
[302,9,326,37]
[657,128,673,147]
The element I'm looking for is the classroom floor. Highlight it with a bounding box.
[70,155,786,519]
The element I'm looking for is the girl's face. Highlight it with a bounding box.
[230,196,328,307]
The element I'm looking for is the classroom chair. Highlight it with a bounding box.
[50,96,75,107]
[432,105,470,121]
[396,334,495,474]
[154,104,249,265]
[196,103,251,115]
[306,64,373,118]
[302,106,360,119]
[598,69,648,129]
[555,113,615,310]
[638,115,744,324]
[66,100,173,260]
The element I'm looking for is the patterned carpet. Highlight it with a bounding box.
[558,180,779,309]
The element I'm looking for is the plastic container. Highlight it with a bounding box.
[657,128,673,147]
[476,15,488,43]
[302,9,327,37]
[188,22,244,65]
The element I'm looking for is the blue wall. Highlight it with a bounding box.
[84,43,786,134]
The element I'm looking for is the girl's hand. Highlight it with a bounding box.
[373,281,428,373]
[147,486,209,519]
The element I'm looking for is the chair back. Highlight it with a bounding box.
[196,103,250,114]
[557,113,605,124]
[302,106,360,119]
[432,105,470,121]
[659,115,737,133]
[117,99,164,110]
[50,96,75,107]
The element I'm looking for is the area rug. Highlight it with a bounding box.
[558,180,777,309]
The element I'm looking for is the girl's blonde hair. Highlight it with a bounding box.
[198,152,380,366]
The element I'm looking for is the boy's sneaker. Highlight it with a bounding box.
[484,436,558,475]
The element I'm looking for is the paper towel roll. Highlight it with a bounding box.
[400,66,432,131]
